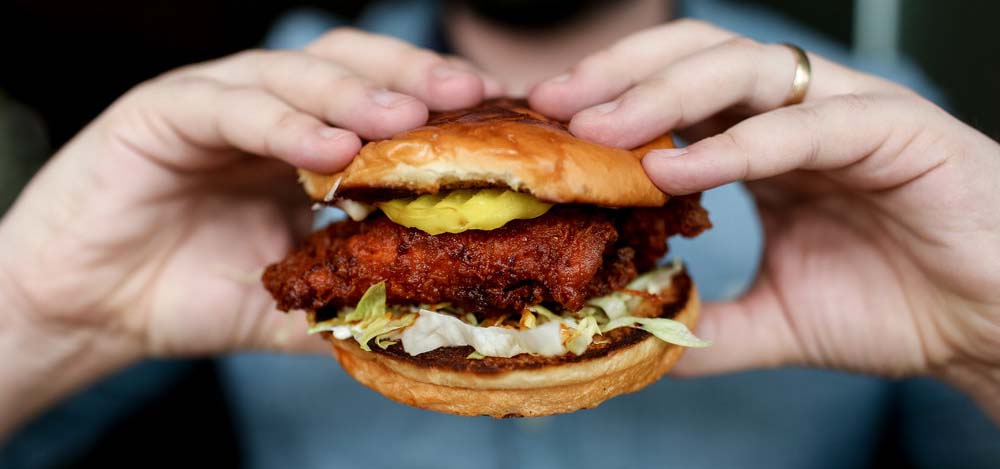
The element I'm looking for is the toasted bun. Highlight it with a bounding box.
[300,99,672,207]
[325,274,699,418]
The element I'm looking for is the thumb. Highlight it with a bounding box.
[245,307,331,355]
[673,275,805,376]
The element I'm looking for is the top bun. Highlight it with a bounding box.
[299,99,672,207]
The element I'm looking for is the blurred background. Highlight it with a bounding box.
[1,0,998,468]
[3,0,999,211]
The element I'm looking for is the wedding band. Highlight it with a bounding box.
[780,43,812,106]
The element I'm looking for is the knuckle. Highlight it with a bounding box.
[637,74,671,91]
[716,130,748,155]
[400,48,444,70]
[657,18,733,41]
[792,102,824,122]
[273,109,304,133]
[307,27,363,52]
[897,92,940,114]
[832,92,875,113]
[232,48,271,63]
[632,76,674,102]
[783,105,824,163]
[328,74,371,100]
[220,84,258,101]
[127,75,218,106]
[717,131,754,180]
[671,18,711,33]
[575,49,617,75]
[724,36,761,52]
[289,53,329,79]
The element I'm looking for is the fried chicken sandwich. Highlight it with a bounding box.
[263,99,712,417]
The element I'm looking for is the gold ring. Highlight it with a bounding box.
[780,43,812,106]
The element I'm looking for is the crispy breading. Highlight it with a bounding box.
[263,195,709,315]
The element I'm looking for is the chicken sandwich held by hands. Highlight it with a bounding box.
[263,99,712,417]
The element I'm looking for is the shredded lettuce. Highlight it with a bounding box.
[308,282,416,351]
[356,314,416,351]
[627,258,683,293]
[566,316,601,355]
[308,259,708,359]
[602,316,711,348]
[527,304,560,322]
[401,309,564,357]
[343,281,386,322]
[586,295,628,320]
[307,319,346,335]
[519,310,537,329]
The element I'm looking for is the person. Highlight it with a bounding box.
[1,0,998,465]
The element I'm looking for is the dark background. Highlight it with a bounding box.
[1,1,998,467]
[1,0,998,153]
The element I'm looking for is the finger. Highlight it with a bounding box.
[675,207,806,375]
[248,307,331,355]
[744,172,844,208]
[444,56,506,98]
[529,19,734,120]
[641,93,943,195]
[673,277,805,376]
[305,28,486,110]
[673,110,744,143]
[132,77,360,172]
[570,38,905,148]
[176,50,428,140]
[285,201,316,241]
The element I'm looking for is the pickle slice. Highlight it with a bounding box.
[377,189,552,234]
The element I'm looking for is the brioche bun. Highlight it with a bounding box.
[320,268,699,418]
[299,99,672,207]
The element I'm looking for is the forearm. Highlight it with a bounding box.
[0,267,138,440]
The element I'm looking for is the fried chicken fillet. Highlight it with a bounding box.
[263,195,709,316]
[259,98,714,418]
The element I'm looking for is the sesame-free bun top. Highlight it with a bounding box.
[299,99,673,207]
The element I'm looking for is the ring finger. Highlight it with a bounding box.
[567,38,908,149]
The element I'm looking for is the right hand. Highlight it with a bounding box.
[0,28,500,435]
[529,19,1000,421]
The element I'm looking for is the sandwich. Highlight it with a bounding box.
[262,98,712,417]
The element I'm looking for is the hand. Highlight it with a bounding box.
[530,20,1000,418]
[0,28,500,435]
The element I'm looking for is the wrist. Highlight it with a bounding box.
[0,264,141,439]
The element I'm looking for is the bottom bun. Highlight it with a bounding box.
[326,278,700,418]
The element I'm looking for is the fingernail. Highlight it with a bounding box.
[432,65,462,79]
[588,99,621,115]
[371,89,414,108]
[550,73,572,84]
[319,127,347,140]
[648,148,688,158]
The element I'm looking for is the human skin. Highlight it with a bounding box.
[528,20,1000,421]
[2,12,999,439]
[0,29,502,438]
